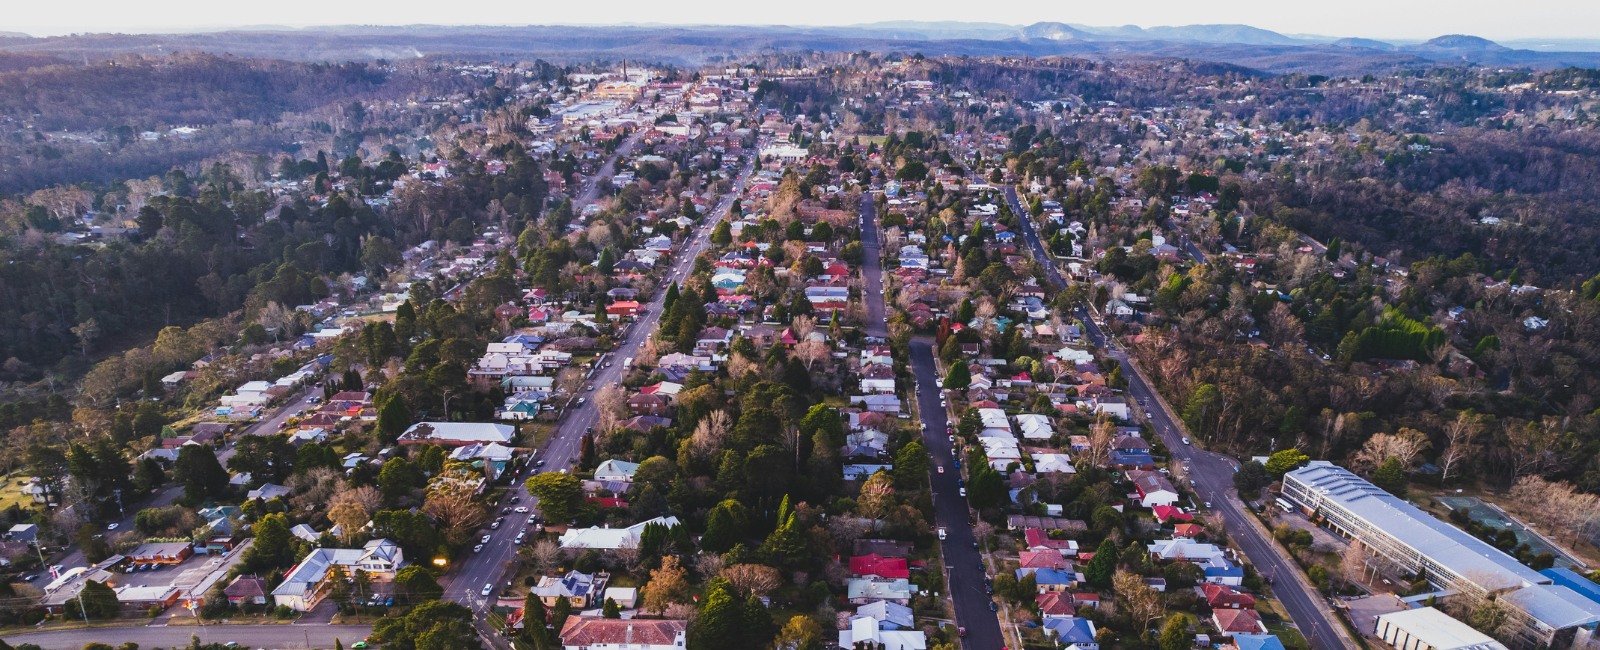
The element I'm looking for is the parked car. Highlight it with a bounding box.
[481,535,492,544]
[473,544,484,553]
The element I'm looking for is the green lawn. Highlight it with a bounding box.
[1267,623,1309,650]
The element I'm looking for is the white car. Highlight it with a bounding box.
[473,544,484,553]
[959,487,967,497]
[482,584,494,596]
[481,535,492,544]
[514,507,529,513]
[1182,437,1191,445]
[106,523,119,530]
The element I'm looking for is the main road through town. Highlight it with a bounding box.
[861,180,1003,650]
[1000,184,1353,650]
[440,147,758,647]
[1,622,374,650]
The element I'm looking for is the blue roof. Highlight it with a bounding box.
[1541,568,1600,607]
[1233,634,1286,650]
[1206,563,1245,578]
[1033,568,1075,585]
[1043,617,1095,643]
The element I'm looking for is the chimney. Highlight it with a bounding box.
[626,623,634,644]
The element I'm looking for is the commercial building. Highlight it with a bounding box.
[1375,607,1509,650]
[1284,462,1600,649]
[271,539,404,611]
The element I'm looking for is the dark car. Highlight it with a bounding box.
[989,601,999,612]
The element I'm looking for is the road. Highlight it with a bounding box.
[908,341,1004,650]
[439,152,758,638]
[859,181,999,648]
[1000,186,1065,287]
[0,622,374,650]
[999,182,1350,650]
[1072,311,1349,650]
[47,384,324,579]
[575,131,645,209]
[857,191,887,337]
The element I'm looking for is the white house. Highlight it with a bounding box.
[272,539,404,611]
[593,459,640,483]
[559,516,680,551]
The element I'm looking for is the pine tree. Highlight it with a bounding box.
[375,395,411,444]
[943,360,971,389]
[602,597,621,619]
[1085,538,1118,587]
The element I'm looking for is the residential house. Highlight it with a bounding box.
[838,614,927,650]
[1019,551,1069,572]
[593,459,640,483]
[847,578,913,605]
[272,539,405,611]
[247,484,293,501]
[860,363,897,393]
[1130,472,1180,508]
[627,393,670,416]
[224,575,270,606]
[398,422,516,446]
[558,616,687,650]
[1201,584,1257,609]
[531,570,602,608]
[1032,568,1076,593]
[1024,528,1079,555]
[559,516,680,551]
[1229,635,1288,650]
[1213,609,1268,636]
[850,554,910,580]
[1043,616,1099,650]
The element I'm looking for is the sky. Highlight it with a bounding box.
[5,0,1599,42]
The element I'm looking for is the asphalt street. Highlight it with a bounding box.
[861,184,999,648]
[909,341,1005,650]
[1073,312,1349,650]
[857,192,888,337]
[440,149,759,638]
[0,623,375,650]
[1003,180,1348,650]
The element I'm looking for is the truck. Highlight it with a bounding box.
[622,357,633,370]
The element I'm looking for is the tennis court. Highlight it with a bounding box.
[1436,496,1580,569]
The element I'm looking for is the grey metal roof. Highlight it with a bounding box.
[1500,584,1600,629]
[1286,462,1545,592]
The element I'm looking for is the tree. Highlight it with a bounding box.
[375,395,411,444]
[640,556,691,614]
[701,499,750,554]
[173,444,228,503]
[771,615,824,650]
[396,565,444,603]
[1085,538,1118,587]
[601,597,621,619]
[710,221,732,246]
[1115,570,1165,629]
[943,360,971,389]
[1372,457,1408,496]
[527,472,583,523]
[328,502,370,545]
[242,513,293,572]
[1233,461,1271,500]
[371,600,482,650]
[720,563,783,598]
[1159,614,1194,650]
[68,580,120,618]
[894,442,930,488]
[1264,449,1310,478]
[799,404,844,447]
[966,465,1005,510]
[1439,411,1484,484]
[690,578,743,650]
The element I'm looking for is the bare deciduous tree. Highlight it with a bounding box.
[720,563,784,598]
[1113,570,1164,628]
[1438,412,1484,484]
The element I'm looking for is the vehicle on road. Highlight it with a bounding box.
[514,507,529,513]
[480,535,492,544]
[989,601,999,612]
[948,434,954,442]
[1205,502,1213,508]
[482,583,494,596]
[959,628,967,638]
[936,466,944,473]
[1182,437,1191,445]
[586,385,594,391]
[473,544,483,552]
[535,460,547,467]
[577,398,586,405]
[959,487,967,497]
[528,515,538,524]
[937,527,947,540]
[106,523,119,530]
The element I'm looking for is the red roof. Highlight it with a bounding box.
[1202,584,1257,609]
[1152,506,1194,523]
[970,400,1000,409]
[1174,523,1205,538]
[586,497,629,509]
[1019,551,1067,570]
[1024,528,1075,551]
[849,554,909,579]
[1213,609,1265,634]
[1037,592,1072,616]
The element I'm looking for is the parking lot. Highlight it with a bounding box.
[120,540,251,615]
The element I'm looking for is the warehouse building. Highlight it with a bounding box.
[1375,607,1508,650]
[1284,462,1600,650]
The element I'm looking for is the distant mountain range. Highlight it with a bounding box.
[0,22,1596,74]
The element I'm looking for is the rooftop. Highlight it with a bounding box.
[1375,607,1508,650]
